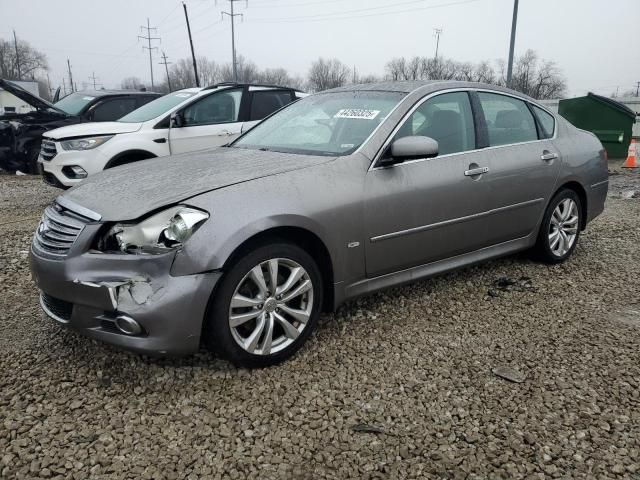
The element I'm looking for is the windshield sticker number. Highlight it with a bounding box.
[82,96,95,100]
[334,109,380,120]
[175,93,192,98]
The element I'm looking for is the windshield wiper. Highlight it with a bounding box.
[258,147,271,152]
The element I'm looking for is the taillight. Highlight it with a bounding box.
[600,149,608,162]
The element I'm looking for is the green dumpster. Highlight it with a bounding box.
[558,93,636,158]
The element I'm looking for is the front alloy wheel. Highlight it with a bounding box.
[205,242,323,367]
[229,258,314,356]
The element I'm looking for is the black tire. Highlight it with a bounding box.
[203,242,323,368]
[26,145,40,174]
[535,188,582,264]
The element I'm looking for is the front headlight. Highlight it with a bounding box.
[60,135,114,151]
[98,206,209,254]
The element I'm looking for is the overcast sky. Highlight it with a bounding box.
[1,0,638,96]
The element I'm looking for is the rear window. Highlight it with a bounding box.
[249,90,292,121]
[118,91,197,123]
[531,104,555,139]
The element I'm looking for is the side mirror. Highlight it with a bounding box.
[378,136,439,167]
[170,112,184,128]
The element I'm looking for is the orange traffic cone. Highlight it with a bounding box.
[622,139,638,168]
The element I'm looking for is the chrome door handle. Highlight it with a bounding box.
[464,166,489,176]
[541,152,558,161]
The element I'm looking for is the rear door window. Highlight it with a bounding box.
[478,92,538,146]
[91,98,137,121]
[249,90,293,121]
[531,104,555,139]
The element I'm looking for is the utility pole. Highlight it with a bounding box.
[159,51,173,92]
[46,73,53,98]
[222,0,245,82]
[353,65,357,84]
[182,2,200,87]
[67,59,75,93]
[88,72,100,89]
[635,81,640,97]
[433,28,442,60]
[13,30,21,79]
[139,18,160,90]
[506,0,519,87]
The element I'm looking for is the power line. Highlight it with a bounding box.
[159,51,173,92]
[221,0,246,82]
[248,0,478,23]
[138,18,161,90]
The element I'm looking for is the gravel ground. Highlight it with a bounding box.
[1,164,639,479]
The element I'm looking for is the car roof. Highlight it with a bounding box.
[324,80,539,102]
[202,82,302,92]
[77,89,161,97]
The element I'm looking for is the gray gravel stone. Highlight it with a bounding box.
[1,164,639,479]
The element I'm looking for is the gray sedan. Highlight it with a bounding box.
[30,81,608,367]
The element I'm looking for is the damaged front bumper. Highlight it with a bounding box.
[30,246,221,356]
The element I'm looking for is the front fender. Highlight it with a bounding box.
[171,213,332,277]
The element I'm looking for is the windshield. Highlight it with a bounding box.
[118,91,197,123]
[233,91,405,156]
[54,92,97,115]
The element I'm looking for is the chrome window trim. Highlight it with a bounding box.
[368,87,558,172]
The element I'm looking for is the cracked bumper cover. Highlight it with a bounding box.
[30,247,221,356]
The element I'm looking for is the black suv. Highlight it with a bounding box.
[0,79,160,173]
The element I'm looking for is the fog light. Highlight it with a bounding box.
[114,315,142,335]
[61,165,88,179]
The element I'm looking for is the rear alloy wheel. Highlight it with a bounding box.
[535,189,582,263]
[205,243,322,367]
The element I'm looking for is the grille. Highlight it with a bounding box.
[33,203,92,257]
[40,293,73,322]
[40,138,57,161]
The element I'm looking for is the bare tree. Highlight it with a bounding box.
[0,37,48,80]
[383,50,564,99]
[120,76,145,90]
[358,74,381,84]
[472,61,496,84]
[196,57,221,87]
[499,50,566,99]
[219,56,260,83]
[307,58,349,92]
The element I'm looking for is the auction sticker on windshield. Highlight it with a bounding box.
[334,109,380,120]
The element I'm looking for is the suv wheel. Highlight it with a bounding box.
[535,189,582,264]
[204,242,323,367]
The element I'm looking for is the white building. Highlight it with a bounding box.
[0,80,40,115]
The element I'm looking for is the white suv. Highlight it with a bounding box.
[39,83,305,188]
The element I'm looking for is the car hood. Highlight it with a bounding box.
[0,79,65,114]
[44,121,143,140]
[63,147,336,221]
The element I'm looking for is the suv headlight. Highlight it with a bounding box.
[98,206,209,254]
[60,135,114,151]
